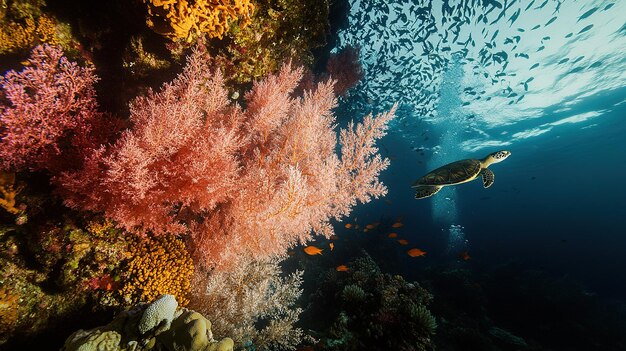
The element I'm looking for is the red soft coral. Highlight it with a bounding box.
[60,46,396,270]
[0,45,102,172]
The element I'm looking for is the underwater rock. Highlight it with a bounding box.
[488,327,528,348]
[62,294,234,351]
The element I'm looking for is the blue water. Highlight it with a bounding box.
[332,0,626,301]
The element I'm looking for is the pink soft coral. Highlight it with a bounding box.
[60,46,396,270]
[0,45,101,172]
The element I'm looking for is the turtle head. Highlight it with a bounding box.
[482,150,511,166]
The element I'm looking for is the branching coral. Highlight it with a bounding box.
[144,0,254,42]
[58,45,395,271]
[121,234,194,306]
[190,256,308,350]
[0,45,102,172]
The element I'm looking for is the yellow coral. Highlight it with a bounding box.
[0,14,59,54]
[0,171,21,215]
[144,0,254,41]
[121,234,194,306]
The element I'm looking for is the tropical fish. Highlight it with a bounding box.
[304,246,323,255]
[545,16,557,26]
[336,265,349,272]
[330,235,340,240]
[391,222,404,228]
[407,248,427,257]
[578,24,594,34]
[577,7,598,22]
[588,61,602,68]
[365,224,376,229]
[459,251,471,261]
[397,239,409,245]
[388,233,398,238]
[354,224,360,230]
[344,223,352,229]
[329,243,334,251]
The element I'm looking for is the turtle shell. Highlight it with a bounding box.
[414,159,482,186]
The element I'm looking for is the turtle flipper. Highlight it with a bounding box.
[481,168,495,188]
[414,186,443,199]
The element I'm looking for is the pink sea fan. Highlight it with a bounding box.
[0,45,101,171]
[60,46,396,270]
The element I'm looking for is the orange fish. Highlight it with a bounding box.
[354,224,360,230]
[336,265,349,272]
[365,224,376,229]
[303,246,323,255]
[329,242,335,251]
[407,248,427,257]
[364,228,369,232]
[388,233,398,238]
[459,251,471,261]
[397,239,409,245]
[330,235,341,240]
[392,222,404,228]
[344,223,352,229]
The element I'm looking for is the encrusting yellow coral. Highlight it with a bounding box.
[0,14,60,54]
[144,0,254,42]
[120,234,194,306]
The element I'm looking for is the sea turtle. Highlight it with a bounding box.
[412,150,511,199]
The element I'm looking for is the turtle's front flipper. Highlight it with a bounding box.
[481,169,495,188]
[414,186,442,199]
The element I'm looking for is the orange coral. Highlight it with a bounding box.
[0,14,59,54]
[121,234,194,306]
[0,172,21,215]
[144,0,254,41]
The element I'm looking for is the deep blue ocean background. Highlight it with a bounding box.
[325,0,626,304]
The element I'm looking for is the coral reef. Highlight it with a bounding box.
[0,0,79,56]
[144,0,254,42]
[58,45,395,270]
[303,253,436,351]
[190,256,309,350]
[216,0,330,85]
[122,36,171,78]
[62,294,234,351]
[0,212,131,345]
[120,234,194,306]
